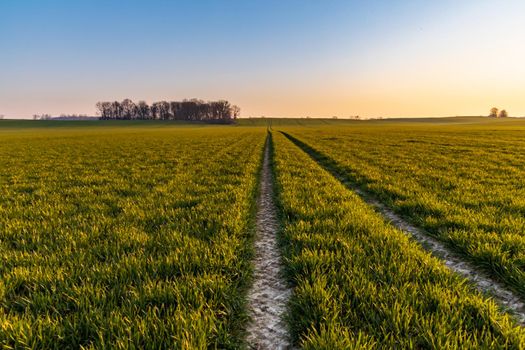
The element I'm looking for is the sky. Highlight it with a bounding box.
[1,0,524,118]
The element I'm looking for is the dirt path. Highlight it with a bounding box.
[282,132,525,326]
[246,136,292,349]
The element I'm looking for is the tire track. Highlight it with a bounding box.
[281,131,525,326]
[246,135,292,349]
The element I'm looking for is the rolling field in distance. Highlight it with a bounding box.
[1,118,525,348]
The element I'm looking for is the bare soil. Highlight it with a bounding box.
[246,137,292,349]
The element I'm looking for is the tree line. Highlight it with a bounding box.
[96,99,240,123]
[489,107,508,118]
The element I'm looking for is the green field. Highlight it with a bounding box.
[280,119,525,299]
[1,118,525,348]
[0,125,266,348]
[272,131,525,348]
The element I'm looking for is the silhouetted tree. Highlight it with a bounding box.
[489,107,499,118]
[96,102,112,119]
[137,101,150,119]
[32,114,52,120]
[170,101,182,120]
[150,102,159,120]
[157,101,170,120]
[232,105,240,119]
[499,109,508,118]
[111,101,123,119]
[121,99,136,120]
[95,98,239,123]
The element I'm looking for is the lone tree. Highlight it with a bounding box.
[498,109,508,118]
[489,107,499,118]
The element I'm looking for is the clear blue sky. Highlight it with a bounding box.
[1,0,524,118]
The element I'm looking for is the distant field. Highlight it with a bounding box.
[238,116,525,127]
[2,116,524,129]
[1,118,525,348]
[0,119,219,130]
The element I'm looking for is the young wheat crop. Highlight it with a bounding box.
[271,131,525,348]
[0,126,266,348]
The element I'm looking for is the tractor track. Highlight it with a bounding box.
[281,131,525,326]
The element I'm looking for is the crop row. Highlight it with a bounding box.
[0,127,266,349]
[282,125,525,299]
[271,131,525,348]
